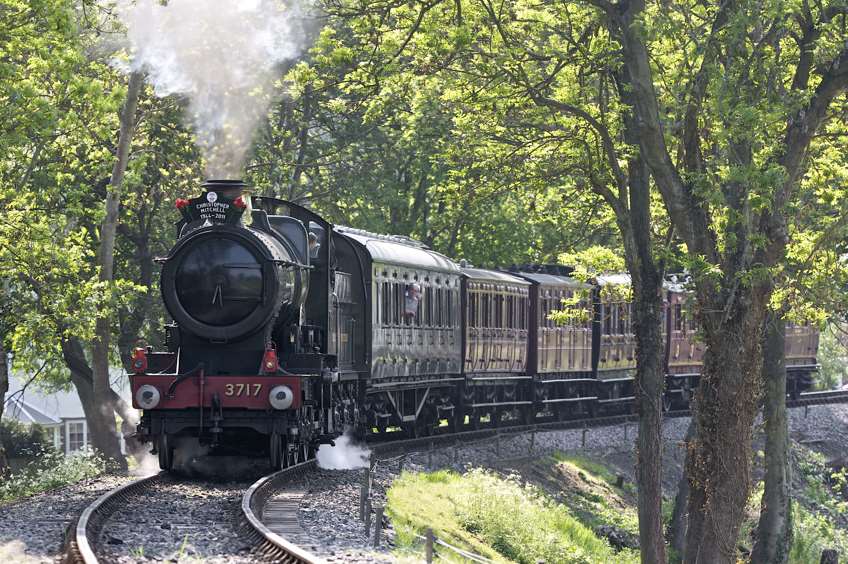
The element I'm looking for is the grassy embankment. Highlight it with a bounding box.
[386,455,640,563]
[387,448,848,563]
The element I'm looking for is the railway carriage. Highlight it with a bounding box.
[460,267,531,427]
[593,274,638,413]
[333,226,463,436]
[508,268,595,420]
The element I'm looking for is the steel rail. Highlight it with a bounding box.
[240,459,323,563]
[63,472,165,564]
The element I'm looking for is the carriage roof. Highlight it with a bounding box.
[335,226,460,273]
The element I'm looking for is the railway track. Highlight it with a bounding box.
[64,389,848,564]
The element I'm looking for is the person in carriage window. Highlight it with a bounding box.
[404,283,421,324]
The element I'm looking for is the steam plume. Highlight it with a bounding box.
[316,433,371,470]
[116,0,311,177]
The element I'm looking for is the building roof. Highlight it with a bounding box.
[4,371,132,424]
[3,396,61,426]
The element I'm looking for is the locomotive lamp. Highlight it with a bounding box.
[269,385,294,410]
[135,384,161,410]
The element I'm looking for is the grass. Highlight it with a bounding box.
[386,467,639,563]
[0,449,106,504]
[548,453,640,539]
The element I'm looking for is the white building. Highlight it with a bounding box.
[3,373,132,455]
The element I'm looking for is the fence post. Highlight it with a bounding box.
[529,431,535,454]
[364,499,372,535]
[425,528,435,563]
[581,428,588,448]
[373,505,384,547]
[805,404,810,419]
[624,423,629,441]
[359,484,367,521]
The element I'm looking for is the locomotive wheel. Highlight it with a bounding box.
[270,432,283,470]
[158,434,173,471]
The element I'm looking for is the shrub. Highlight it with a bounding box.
[0,419,55,458]
[0,449,106,503]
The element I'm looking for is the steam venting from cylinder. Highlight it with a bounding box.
[115,0,313,177]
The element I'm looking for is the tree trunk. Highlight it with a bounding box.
[751,313,792,564]
[0,338,9,475]
[683,294,768,564]
[633,280,668,564]
[620,64,668,564]
[89,71,144,470]
[669,419,696,561]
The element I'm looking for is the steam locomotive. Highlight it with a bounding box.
[130,180,820,470]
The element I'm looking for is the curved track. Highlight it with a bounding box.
[66,389,848,564]
[63,472,166,563]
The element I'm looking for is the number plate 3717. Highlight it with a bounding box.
[224,383,262,397]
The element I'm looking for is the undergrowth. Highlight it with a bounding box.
[386,467,639,563]
[0,450,106,503]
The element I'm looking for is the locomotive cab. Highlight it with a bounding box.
[130,181,340,471]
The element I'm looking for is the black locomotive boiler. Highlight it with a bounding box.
[130,181,820,470]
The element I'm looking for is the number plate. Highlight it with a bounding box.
[224,383,263,397]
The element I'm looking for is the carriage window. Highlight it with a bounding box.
[381,282,389,325]
[540,298,547,327]
[422,288,429,326]
[446,290,453,327]
[482,294,490,327]
[618,303,627,335]
[523,297,528,329]
[674,303,683,332]
[404,283,421,326]
[603,303,612,335]
[435,288,443,327]
[507,295,514,328]
[394,283,403,326]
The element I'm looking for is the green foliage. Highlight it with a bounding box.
[0,419,55,458]
[386,468,638,564]
[0,449,105,503]
[560,247,627,282]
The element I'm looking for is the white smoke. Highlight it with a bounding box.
[316,433,371,470]
[115,0,312,177]
[130,448,161,477]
